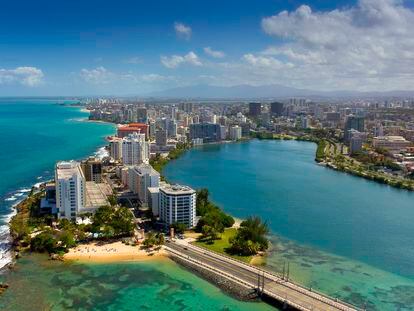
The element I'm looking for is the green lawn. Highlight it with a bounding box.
[193,228,252,263]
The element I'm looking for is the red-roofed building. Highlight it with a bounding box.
[117,123,149,139]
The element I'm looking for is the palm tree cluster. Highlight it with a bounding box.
[229,216,269,256]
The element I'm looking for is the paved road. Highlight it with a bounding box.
[166,241,358,311]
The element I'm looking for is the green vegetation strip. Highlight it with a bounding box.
[150,142,190,176]
[194,228,252,263]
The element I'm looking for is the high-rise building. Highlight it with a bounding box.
[159,184,196,228]
[349,130,364,154]
[344,115,365,141]
[136,107,148,123]
[149,120,156,139]
[156,129,168,146]
[55,161,85,220]
[128,164,160,204]
[109,137,123,161]
[122,133,149,165]
[179,102,193,113]
[189,123,221,142]
[169,106,177,120]
[81,157,102,183]
[270,102,284,116]
[167,119,177,138]
[148,186,161,216]
[229,125,242,140]
[219,125,227,140]
[300,115,310,129]
[326,112,341,122]
[192,115,200,124]
[249,102,262,116]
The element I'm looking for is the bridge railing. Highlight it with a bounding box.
[177,241,360,311]
[166,246,312,311]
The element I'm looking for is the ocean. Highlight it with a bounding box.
[0,98,115,269]
[163,140,414,310]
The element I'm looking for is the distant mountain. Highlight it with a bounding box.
[145,84,414,99]
[147,84,313,99]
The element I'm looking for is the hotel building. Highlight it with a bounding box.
[159,184,196,228]
[81,157,102,183]
[122,133,149,165]
[128,164,160,204]
[229,125,242,141]
[55,161,86,220]
[109,137,123,161]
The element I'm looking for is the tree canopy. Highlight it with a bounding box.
[195,189,234,233]
[91,205,135,237]
[229,216,269,256]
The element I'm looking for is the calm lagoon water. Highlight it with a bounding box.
[163,140,414,310]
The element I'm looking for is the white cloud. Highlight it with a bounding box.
[243,54,294,69]
[0,66,44,87]
[204,47,225,58]
[174,22,192,40]
[255,0,414,91]
[79,66,113,84]
[79,67,174,87]
[161,52,202,69]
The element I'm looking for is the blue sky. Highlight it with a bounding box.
[1,0,414,95]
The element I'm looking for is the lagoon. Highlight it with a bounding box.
[163,140,414,310]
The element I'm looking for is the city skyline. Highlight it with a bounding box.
[1,0,414,96]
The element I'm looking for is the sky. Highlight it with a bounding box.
[1,0,414,96]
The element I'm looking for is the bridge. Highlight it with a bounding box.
[165,240,360,311]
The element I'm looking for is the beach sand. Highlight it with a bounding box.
[64,241,167,263]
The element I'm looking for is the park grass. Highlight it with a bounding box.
[193,228,252,263]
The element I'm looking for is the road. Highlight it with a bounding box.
[165,241,358,311]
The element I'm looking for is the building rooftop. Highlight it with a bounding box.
[84,181,111,209]
[118,123,148,131]
[56,161,84,179]
[374,136,409,142]
[147,187,160,194]
[130,163,160,176]
[160,183,195,195]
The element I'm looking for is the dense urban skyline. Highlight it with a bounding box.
[1,0,414,96]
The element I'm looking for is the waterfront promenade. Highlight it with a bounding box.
[165,240,359,311]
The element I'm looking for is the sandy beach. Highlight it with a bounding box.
[64,241,167,263]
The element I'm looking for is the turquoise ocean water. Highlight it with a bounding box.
[163,140,414,310]
[0,254,274,311]
[0,99,115,268]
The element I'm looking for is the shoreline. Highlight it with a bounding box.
[63,241,168,263]
[255,134,414,192]
[1,108,116,272]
